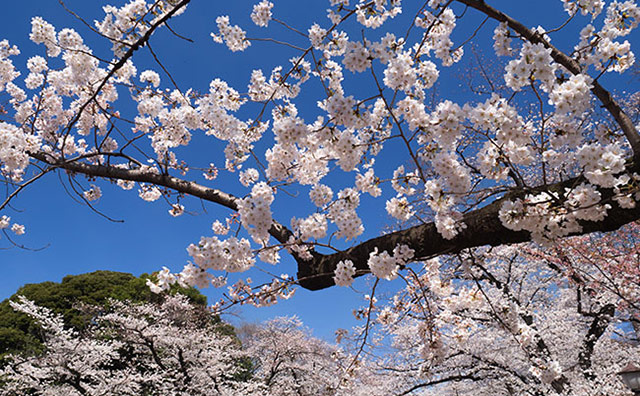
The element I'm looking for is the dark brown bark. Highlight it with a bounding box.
[297,0,640,290]
[395,372,481,396]
[30,152,295,245]
[298,163,640,290]
[578,303,616,378]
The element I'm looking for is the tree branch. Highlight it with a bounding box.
[395,372,480,396]
[64,0,191,135]
[298,161,640,290]
[577,303,615,379]
[455,0,640,158]
[29,152,295,245]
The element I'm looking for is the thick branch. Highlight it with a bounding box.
[295,1,640,290]
[455,0,640,157]
[298,163,640,290]
[20,0,639,300]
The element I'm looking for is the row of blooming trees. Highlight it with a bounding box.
[0,271,206,359]
[1,294,356,396]
[2,223,639,396]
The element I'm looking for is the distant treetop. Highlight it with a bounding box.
[0,270,206,359]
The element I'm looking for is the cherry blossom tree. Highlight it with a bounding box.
[0,0,639,306]
[239,316,425,396]
[0,294,263,395]
[332,231,640,395]
[239,316,342,396]
[526,222,640,338]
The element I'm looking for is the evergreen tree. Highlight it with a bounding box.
[0,271,206,359]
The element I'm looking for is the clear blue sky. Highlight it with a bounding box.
[0,1,636,340]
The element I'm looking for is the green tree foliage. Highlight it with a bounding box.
[0,271,206,359]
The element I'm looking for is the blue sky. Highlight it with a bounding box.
[0,1,637,340]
